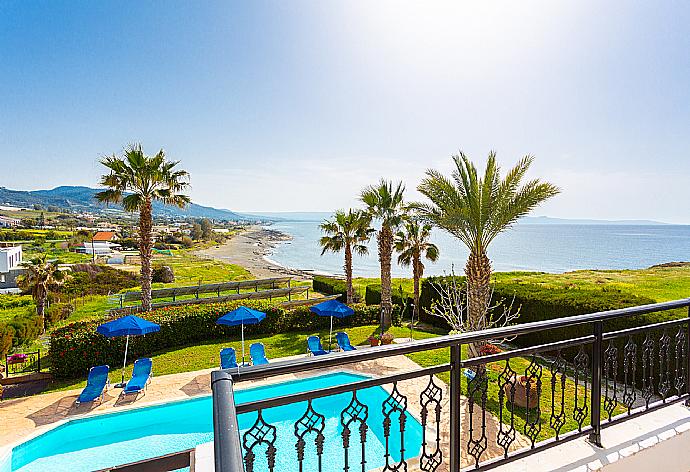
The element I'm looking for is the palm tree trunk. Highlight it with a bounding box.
[378,225,393,331]
[37,293,46,334]
[465,248,492,359]
[139,199,154,311]
[344,243,353,304]
[413,256,421,323]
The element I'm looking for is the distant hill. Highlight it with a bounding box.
[0,186,266,221]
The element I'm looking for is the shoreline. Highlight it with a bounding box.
[193,225,314,281]
[193,225,690,281]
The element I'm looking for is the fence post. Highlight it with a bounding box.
[589,321,603,447]
[37,350,41,373]
[686,306,690,406]
[450,343,462,471]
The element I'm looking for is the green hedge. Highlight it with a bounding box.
[312,276,349,300]
[364,284,413,308]
[490,283,661,348]
[50,300,391,379]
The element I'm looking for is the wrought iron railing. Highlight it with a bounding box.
[212,298,690,471]
[5,350,41,376]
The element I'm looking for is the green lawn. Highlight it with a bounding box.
[150,251,252,288]
[492,266,690,302]
[24,241,92,264]
[346,265,690,303]
[44,325,430,392]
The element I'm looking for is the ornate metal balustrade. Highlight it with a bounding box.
[4,350,41,376]
[212,298,690,472]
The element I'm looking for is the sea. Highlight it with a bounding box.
[258,213,690,278]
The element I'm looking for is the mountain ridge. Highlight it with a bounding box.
[0,185,265,221]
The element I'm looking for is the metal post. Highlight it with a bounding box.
[211,370,245,472]
[589,321,603,447]
[37,350,41,373]
[686,306,690,406]
[450,343,462,471]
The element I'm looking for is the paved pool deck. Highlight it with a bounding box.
[0,352,529,470]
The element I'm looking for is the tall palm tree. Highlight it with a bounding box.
[394,218,439,323]
[95,144,190,311]
[16,255,69,333]
[360,179,406,331]
[416,151,559,357]
[319,209,374,304]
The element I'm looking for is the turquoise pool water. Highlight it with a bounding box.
[3,372,422,472]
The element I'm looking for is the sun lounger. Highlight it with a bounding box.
[335,332,356,351]
[220,347,238,369]
[122,358,152,396]
[250,343,269,365]
[307,336,329,356]
[76,365,110,405]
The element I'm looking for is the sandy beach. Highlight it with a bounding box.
[193,225,312,280]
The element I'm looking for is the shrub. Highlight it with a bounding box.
[0,323,14,357]
[364,284,413,308]
[45,302,75,326]
[312,276,354,301]
[0,294,34,310]
[49,300,390,378]
[59,264,138,297]
[152,265,175,283]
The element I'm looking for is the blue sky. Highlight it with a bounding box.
[0,1,688,222]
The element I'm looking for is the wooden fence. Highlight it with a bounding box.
[114,277,293,306]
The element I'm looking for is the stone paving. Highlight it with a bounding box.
[0,352,529,469]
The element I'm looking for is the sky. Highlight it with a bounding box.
[0,1,689,222]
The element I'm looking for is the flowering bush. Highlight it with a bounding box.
[50,300,384,378]
[478,343,502,356]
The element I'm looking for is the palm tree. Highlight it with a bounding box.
[416,151,559,357]
[16,255,69,333]
[319,209,374,304]
[95,144,190,311]
[394,218,439,323]
[360,179,406,331]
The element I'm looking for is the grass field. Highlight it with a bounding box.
[492,266,690,302]
[44,325,432,392]
[149,251,253,288]
[347,266,690,303]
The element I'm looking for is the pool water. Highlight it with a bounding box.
[4,372,422,472]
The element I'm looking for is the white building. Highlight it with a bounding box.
[0,215,21,227]
[75,241,119,255]
[0,245,22,288]
[0,245,22,273]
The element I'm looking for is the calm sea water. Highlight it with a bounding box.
[265,219,690,277]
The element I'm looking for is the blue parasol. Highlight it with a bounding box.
[217,306,266,365]
[97,315,160,387]
[309,299,354,351]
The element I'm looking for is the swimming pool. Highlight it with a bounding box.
[2,372,422,471]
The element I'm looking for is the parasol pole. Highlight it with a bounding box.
[329,316,334,352]
[241,322,246,366]
[120,334,130,386]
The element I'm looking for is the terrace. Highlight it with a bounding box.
[210,298,690,472]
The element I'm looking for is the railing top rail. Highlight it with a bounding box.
[227,297,690,382]
[234,364,450,415]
